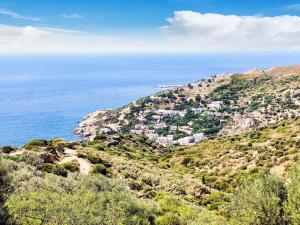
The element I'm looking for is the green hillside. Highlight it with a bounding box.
[1,65,300,225]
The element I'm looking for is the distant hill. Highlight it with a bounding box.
[75,65,300,146]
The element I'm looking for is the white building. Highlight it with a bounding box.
[135,124,146,130]
[152,115,161,121]
[170,125,178,131]
[137,116,147,123]
[192,108,202,114]
[193,133,205,143]
[147,133,159,140]
[157,109,186,117]
[99,128,111,134]
[130,129,144,135]
[154,123,167,129]
[177,136,195,145]
[207,101,224,110]
[107,123,121,132]
[157,135,174,145]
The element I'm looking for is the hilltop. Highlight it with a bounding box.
[75,65,300,146]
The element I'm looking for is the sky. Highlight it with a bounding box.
[1,0,300,53]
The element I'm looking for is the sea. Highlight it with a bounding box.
[1,53,300,146]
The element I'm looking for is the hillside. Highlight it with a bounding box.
[1,65,300,225]
[74,65,300,146]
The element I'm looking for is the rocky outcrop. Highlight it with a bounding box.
[74,109,113,141]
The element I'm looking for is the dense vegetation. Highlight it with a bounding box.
[2,152,300,225]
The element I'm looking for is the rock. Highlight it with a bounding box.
[41,153,58,163]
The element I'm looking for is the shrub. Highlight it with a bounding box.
[65,141,80,149]
[61,161,80,172]
[94,134,107,140]
[285,162,300,224]
[0,146,16,154]
[5,173,152,225]
[40,163,56,173]
[181,156,193,167]
[21,152,43,167]
[87,154,103,164]
[154,192,211,225]
[228,174,286,225]
[0,158,12,224]
[90,164,110,176]
[23,140,48,150]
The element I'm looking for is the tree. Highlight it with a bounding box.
[228,174,286,225]
[0,157,13,225]
[285,162,300,224]
[5,174,152,225]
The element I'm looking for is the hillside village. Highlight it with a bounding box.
[74,66,300,146]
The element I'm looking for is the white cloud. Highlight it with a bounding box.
[0,9,40,21]
[2,11,300,53]
[160,11,300,51]
[0,24,169,53]
[60,14,84,19]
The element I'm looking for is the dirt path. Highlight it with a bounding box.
[270,160,291,176]
[60,148,92,174]
[9,149,25,156]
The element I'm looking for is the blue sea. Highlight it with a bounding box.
[1,53,300,146]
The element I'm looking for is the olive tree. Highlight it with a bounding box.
[228,174,286,225]
[285,162,300,224]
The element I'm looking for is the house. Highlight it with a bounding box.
[170,125,178,131]
[137,115,147,123]
[152,115,161,121]
[107,123,121,132]
[192,108,202,114]
[157,109,186,117]
[207,101,224,110]
[154,123,167,129]
[187,121,193,126]
[177,136,195,145]
[130,129,144,135]
[193,133,205,143]
[135,124,146,130]
[147,133,158,140]
[99,128,111,134]
[157,135,174,145]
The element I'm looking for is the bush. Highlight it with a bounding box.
[23,140,48,150]
[40,163,56,173]
[228,174,286,225]
[0,158,12,224]
[61,161,80,172]
[181,156,193,167]
[90,164,110,176]
[65,141,80,149]
[5,171,152,225]
[0,146,16,154]
[285,162,300,224]
[153,192,218,225]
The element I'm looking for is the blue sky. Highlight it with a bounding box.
[1,0,300,52]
